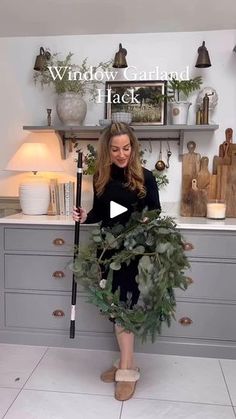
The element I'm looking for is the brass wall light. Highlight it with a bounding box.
[113,43,128,68]
[195,41,211,68]
[34,47,51,71]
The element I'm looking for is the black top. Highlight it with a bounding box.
[86,164,161,227]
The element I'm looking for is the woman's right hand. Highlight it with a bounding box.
[72,206,87,223]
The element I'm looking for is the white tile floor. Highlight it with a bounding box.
[0,344,236,419]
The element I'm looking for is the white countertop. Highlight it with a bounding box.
[1,212,236,231]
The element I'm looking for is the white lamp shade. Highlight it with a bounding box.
[5,142,63,172]
[5,142,63,215]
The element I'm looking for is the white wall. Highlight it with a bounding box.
[0,30,235,210]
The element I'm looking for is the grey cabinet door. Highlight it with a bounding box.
[5,293,112,333]
[5,254,73,291]
[176,260,236,301]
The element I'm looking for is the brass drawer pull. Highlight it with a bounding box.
[52,309,65,317]
[52,271,65,279]
[179,316,193,326]
[183,242,194,251]
[53,238,65,246]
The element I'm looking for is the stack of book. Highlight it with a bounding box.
[49,179,75,216]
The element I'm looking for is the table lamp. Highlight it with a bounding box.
[5,142,63,215]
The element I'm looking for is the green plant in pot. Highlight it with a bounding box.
[168,76,202,125]
[157,76,202,125]
[34,52,111,126]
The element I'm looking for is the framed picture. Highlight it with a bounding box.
[105,80,167,125]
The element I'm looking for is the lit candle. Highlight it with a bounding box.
[207,200,226,219]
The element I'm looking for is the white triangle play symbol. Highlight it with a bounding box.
[110,201,128,218]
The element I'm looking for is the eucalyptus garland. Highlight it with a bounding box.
[72,209,190,343]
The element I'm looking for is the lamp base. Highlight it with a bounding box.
[19,180,50,215]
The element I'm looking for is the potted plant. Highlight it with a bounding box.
[168,76,202,124]
[34,52,111,125]
[163,76,202,125]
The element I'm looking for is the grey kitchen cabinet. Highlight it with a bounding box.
[0,222,236,358]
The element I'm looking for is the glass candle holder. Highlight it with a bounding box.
[206,199,226,220]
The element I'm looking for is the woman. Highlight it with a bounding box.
[73,122,161,401]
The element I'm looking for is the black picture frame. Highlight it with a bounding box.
[105,80,167,125]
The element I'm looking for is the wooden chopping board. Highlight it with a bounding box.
[225,166,236,217]
[182,141,200,178]
[212,128,232,174]
[197,156,211,190]
[181,178,207,217]
[189,179,207,217]
[181,141,201,216]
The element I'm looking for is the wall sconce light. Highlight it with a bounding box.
[113,43,128,68]
[5,142,63,215]
[34,47,51,71]
[195,41,211,68]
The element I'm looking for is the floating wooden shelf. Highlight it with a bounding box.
[23,124,219,159]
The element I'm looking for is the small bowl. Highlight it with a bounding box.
[111,112,132,124]
[99,119,111,127]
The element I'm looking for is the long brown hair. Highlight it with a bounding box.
[94,122,146,197]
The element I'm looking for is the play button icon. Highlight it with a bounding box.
[110,201,128,218]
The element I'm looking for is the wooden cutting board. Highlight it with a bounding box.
[197,156,211,190]
[208,174,217,199]
[189,179,207,217]
[225,166,236,217]
[181,178,207,217]
[181,141,201,216]
[182,141,201,178]
[212,128,232,174]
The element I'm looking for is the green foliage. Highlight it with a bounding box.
[34,52,111,99]
[152,170,169,189]
[83,144,97,175]
[156,76,202,103]
[72,209,190,343]
[168,76,202,102]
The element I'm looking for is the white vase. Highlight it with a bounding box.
[56,92,87,125]
[169,102,191,125]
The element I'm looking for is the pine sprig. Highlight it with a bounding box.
[72,209,190,343]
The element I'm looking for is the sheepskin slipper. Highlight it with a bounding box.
[100,359,120,383]
[115,368,140,401]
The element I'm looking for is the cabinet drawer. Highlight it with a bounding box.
[182,231,236,259]
[4,227,76,253]
[5,293,112,333]
[162,301,236,341]
[176,261,236,301]
[5,254,73,291]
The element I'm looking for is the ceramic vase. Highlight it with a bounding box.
[169,102,191,125]
[56,92,87,125]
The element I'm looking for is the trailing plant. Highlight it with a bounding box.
[72,209,190,342]
[34,51,112,100]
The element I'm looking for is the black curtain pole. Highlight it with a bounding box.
[70,150,83,339]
